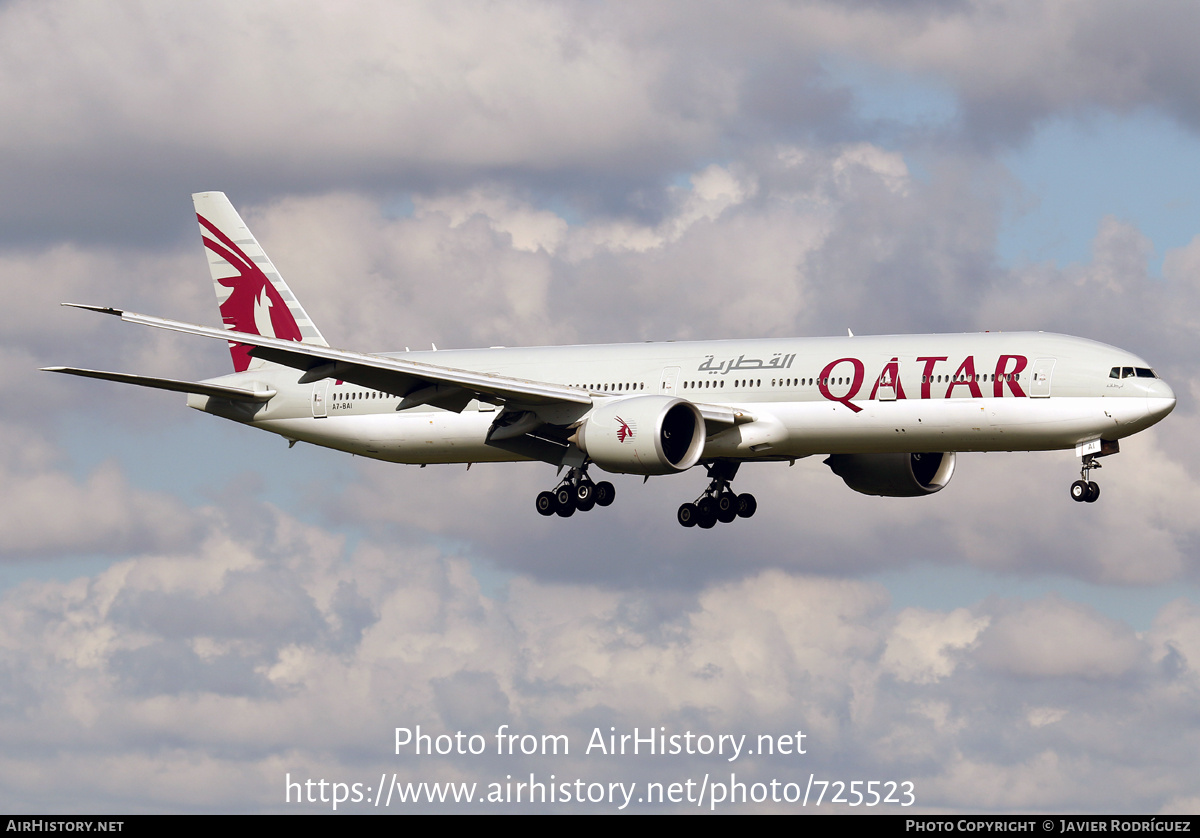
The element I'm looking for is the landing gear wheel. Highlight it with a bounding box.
[554,486,576,517]
[1073,454,1104,505]
[736,493,757,518]
[680,462,750,529]
[716,493,738,524]
[677,503,698,527]
[536,464,607,520]
[594,481,616,507]
[575,482,596,512]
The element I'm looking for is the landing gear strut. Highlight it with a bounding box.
[536,467,615,518]
[1070,454,1101,503]
[677,462,756,528]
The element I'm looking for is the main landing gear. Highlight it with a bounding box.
[1070,454,1101,503]
[536,467,615,518]
[677,462,756,529]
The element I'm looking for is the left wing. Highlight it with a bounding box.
[59,304,749,436]
[62,304,593,412]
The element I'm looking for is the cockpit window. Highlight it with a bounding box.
[1112,366,1158,379]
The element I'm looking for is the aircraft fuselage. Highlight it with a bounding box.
[189,331,1174,465]
[50,192,1175,525]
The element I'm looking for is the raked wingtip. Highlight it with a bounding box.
[61,303,123,316]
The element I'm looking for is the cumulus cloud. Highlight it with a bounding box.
[0,1,827,241]
[766,0,1200,145]
[1,509,1198,812]
[975,596,1147,680]
[883,607,989,684]
[0,410,195,561]
[0,457,194,560]
[2,1,1199,244]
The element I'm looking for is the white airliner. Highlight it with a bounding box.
[46,193,1176,527]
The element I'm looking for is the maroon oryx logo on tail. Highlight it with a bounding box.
[198,214,303,372]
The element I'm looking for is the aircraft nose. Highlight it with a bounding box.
[1147,379,1176,423]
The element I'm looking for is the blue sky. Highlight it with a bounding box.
[1000,111,1200,272]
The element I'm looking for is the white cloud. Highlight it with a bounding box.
[414,190,570,255]
[882,607,989,684]
[2,513,1199,811]
[770,0,1200,142]
[0,418,194,561]
[975,596,1147,680]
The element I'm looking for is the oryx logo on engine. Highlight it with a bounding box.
[615,417,634,443]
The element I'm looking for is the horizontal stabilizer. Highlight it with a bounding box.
[42,367,275,403]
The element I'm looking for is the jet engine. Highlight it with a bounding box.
[824,452,956,497]
[575,396,705,475]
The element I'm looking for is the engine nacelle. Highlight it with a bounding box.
[576,396,705,475]
[824,452,956,497]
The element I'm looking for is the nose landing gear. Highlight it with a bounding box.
[677,462,756,528]
[1070,454,1101,503]
[536,467,615,518]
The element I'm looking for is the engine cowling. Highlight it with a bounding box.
[824,452,956,497]
[576,395,705,475]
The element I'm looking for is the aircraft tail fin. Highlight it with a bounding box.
[193,192,329,372]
